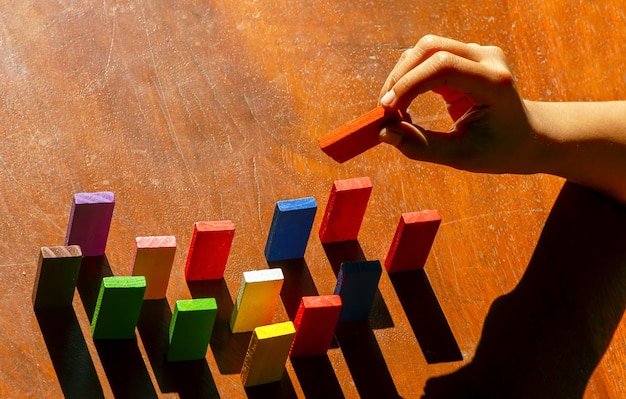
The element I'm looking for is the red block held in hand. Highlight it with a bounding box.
[318,106,407,163]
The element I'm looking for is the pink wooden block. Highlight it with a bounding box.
[184,221,235,281]
[131,236,177,300]
[385,210,441,273]
[319,177,372,243]
[290,295,342,357]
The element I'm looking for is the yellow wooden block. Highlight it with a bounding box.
[241,321,296,387]
[230,268,284,333]
[131,236,177,300]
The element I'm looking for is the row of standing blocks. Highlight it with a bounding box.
[32,177,442,387]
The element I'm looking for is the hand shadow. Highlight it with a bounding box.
[422,182,626,398]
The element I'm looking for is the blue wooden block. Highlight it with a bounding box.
[333,260,382,322]
[264,197,317,262]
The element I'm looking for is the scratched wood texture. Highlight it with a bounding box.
[1,1,625,398]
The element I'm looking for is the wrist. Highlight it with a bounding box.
[520,100,564,176]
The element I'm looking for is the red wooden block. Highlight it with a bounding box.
[184,221,235,281]
[290,295,342,358]
[318,106,407,163]
[385,210,442,273]
[319,177,373,243]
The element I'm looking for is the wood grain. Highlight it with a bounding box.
[2,1,625,397]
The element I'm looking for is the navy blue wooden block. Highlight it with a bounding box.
[333,260,382,322]
[264,197,317,262]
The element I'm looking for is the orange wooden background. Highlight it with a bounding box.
[1,1,625,397]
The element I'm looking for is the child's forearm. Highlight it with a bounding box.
[525,100,626,203]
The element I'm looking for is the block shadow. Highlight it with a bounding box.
[244,371,298,399]
[95,338,158,398]
[77,255,157,398]
[291,355,345,399]
[137,299,219,398]
[389,270,463,364]
[35,307,105,399]
[188,279,250,375]
[322,240,394,330]
[335,321,401,399]
[422,182,626,398]
[76,255,114,320]
[268,258,319,320]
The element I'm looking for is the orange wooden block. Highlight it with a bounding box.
[130,236,177,300]
[318,106,407,163]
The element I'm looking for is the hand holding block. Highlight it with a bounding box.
[318,106,407,163]
[91,276,146,339]
[264,197,317,262]
[230,269,284,333]
[64,191,115,256]
[319,177,373,243]
[385,210,441,273]
[32,246,82,309]
[167,298,218,362]
[184,221,235,281]
[290,295,342,358]
[131,236,177,300]
[333,260,382,322]
[241,321,296,387]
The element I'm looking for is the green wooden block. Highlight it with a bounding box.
[91,276,146,339]
[32,246,83,309]
[167,298,218,362]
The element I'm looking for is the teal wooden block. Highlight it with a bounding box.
[167,298,218,362]
[91,276,146,339]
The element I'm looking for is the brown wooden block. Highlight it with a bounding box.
[32,246,83,309]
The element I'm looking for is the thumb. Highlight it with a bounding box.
[379,120,467,167]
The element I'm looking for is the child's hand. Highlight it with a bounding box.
[378,35,545,174]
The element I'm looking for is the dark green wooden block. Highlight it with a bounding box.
[32,246,83,309]
[167,298,218,361]
[91,276,146,339]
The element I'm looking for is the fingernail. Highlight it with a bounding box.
[379,128,400,144]
[380,90,396,107]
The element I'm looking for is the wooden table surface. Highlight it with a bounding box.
[1,1,625,398]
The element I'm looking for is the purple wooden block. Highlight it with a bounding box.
[64,192,115,257]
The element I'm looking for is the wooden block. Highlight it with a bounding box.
[264,197,317,262]
[184,221,235,281]
[333,260,382,322]
[130,236,177,300]
[241,321,296,387]
[230,269,284,333]
[385,210,441,273]
[167,298,218,362]
[32,246,83,309]
[91,276,146,339]
[319,177,373,243]
[289,295,342,357]
[64,191,115,256]
[318,106,407,163]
